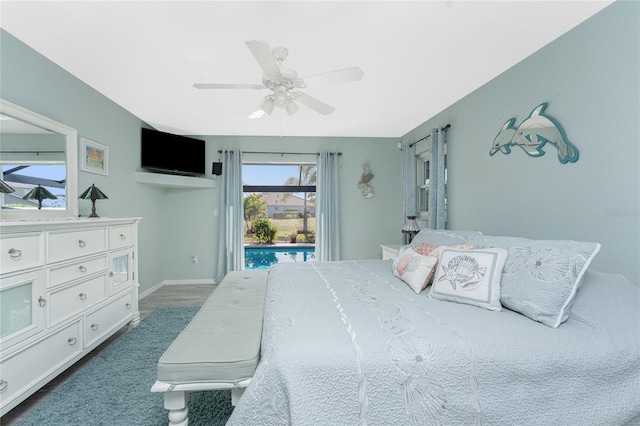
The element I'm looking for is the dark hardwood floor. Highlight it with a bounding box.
[1,283,216,425]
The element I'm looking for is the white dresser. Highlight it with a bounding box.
[0,217,141,416]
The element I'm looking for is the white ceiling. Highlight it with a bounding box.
[0,1,612,138]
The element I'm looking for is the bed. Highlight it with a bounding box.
[227,230,640,425]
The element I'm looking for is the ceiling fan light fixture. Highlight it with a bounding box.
[286,99,299,115]
[273,86,288,108]
[261,95,275,114]
[249,95,275,119]
[196,40,362,117]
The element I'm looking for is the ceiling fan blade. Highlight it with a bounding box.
[294,92,335,115]
[193,83,265,90]
[300,66,363,87]
[245,39,281,79]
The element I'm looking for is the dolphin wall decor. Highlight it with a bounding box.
[490,103,579,163]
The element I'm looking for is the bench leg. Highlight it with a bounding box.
[164,390,189,426]
[231,387,245,406]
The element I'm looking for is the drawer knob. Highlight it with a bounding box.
[78,239,86,248]
[38,296,46,307]
[79,265,87,273]
[0,379,7,392]
[68,337,77,346]
[78,293,87,301]
[125,303,131,309]
[8,248,22,259]
[120,234,126,240]
[90,323,99,331]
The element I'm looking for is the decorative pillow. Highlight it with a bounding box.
[430,248,508,311]
[411,229,482,247]
[475,236,601,327]
[413,243,441,256]
[413,242,474,256]
[392,247,438,294]
[393,244,475,293]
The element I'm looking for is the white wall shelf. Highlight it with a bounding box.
[134,172,217,189]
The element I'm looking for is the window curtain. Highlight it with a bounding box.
[401,142,417,219]
[316,152,341,261]
[428,128,446,229]
[215,149,244,282]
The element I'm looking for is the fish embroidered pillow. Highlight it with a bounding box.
[392,246,439,293]
[430,247,508,311]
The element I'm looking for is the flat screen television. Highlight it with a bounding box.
[141,128,205,177]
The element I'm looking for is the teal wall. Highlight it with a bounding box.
[161,135,403,281]
[402,1,639,284]
[1,29,167,293]
[1,29,403,293]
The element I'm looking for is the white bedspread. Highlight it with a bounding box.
[228,260,640,425]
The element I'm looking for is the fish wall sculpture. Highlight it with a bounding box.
[490,103,579,163]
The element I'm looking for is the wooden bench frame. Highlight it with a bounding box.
[151,270,267,426]
[150,379,251,426]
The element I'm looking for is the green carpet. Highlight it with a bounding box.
[16,307,234,426]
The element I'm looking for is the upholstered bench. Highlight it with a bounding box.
[151,270,268,426]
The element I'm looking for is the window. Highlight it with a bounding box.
[416,146,447,220]
[242,163,316,244]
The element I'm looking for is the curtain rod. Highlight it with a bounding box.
[408,124,451,148]
[218,150,342,156]
[0,150,65,154]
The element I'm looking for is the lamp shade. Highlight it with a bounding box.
[286,99,299,115]
[261,95,275,114]
[79,184,108,201]
[79,184,108,217]
[0,179,15,194]
[23,184,57,209]
[249,95,275,119]
[401,215,420,244]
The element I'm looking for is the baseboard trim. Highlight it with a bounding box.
[138,282,164,300]
[138,279,217,300]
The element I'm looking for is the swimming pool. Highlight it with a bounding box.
[245,245,316,270]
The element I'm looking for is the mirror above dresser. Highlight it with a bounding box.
[0,99,78,220]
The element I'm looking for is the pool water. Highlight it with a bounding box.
[245,246,316,270]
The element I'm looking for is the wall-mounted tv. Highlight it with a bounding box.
[141,128,205,177]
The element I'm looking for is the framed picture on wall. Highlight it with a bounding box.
[80,138,109,176]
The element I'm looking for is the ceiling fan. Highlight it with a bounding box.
[193,40,363,118]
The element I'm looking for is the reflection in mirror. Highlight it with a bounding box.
[0,99,78,220]
[1,120,66,209]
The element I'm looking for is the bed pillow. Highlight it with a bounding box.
[393,244,474,293]
[430,247,508,311]
[411,229,482,247]
[473,235,601,327]
[392,246,439,294]
[413,242,473,256]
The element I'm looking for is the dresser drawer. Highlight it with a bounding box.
[85,291,133,348]
[0,233,44,275]
[0,320,81,410]
[109,225,133,250]
[47,227,107,263]
[48,255,108,288]
[48,274,107,326]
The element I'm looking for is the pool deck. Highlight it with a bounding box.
[244,243,315,249]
